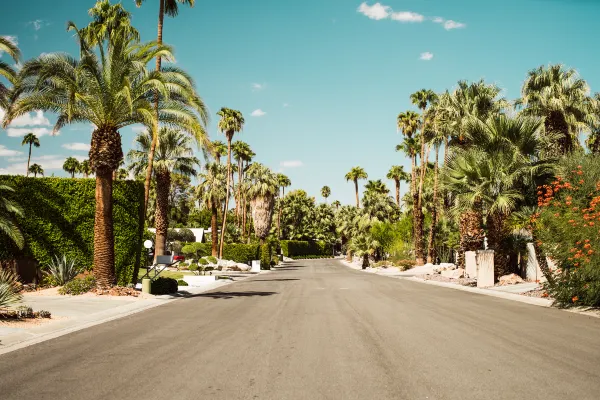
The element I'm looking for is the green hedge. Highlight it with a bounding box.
[280,240,332,258]
[261,244,271,270]
[0,176,144,285]
[182,243,260,264]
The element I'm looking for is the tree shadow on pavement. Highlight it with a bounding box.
[176,291,278,299]
[250,278,300,282]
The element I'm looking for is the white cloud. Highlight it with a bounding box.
[0,154,85,176]
[3,111,51,127]
[432,17,444,23]
[6,127,57,137]
[7,157,27,162]
[62,143,90,151]
[280,160,303,168]
[251,109,266,117]
[251,83,265,91]
[283,103,289,108]
[391,11,424,22]
[357,2,390,20]
[0,145,22,157]
[420,52,434,61]
[444,20,466,30]
[27,20,48,31]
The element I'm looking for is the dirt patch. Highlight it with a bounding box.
[522,288,553,299]
[0,316,67,328]
[418,274,477,287]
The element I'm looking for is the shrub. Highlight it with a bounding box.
[0,176,144,285]
[206,256,218,264]
[188,263,201,275]
[198,258,208,265]
[37,310,51,318]
[261,244,271,270]
[395,259,416,271]
[151,277,178,294]
[535,154,600,307]
[59,275,96,295]
[45,254,82,286]
[181,244,196,259]
[16,306,34,318]
[280,240,332,258]
[177,279,188,286]
[182,243,260,264]
[373,261,395,268]
[272,255,280,265]
[0,269,23,309]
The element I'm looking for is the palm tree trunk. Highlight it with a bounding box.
[487,211,511,278]
[411,153,424,264]
[211,201,218,257]
[426,148,440,263]
[26,144,32,177]
[236,158,242,226]
[143,0,166,218]
[154,170,170,258]
[458,200,485,268]
[219,134,233,258]
[354,179,359,208]
[93,167,116,289]
[395,179,400,207]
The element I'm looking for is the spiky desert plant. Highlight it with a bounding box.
[0,269,22,310]
[46,254,82,286]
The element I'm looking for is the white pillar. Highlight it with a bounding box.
[476,250,495,288]
[465,251,477,279]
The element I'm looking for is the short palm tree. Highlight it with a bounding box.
[79,159,93,178]
[0,36,20,110]
[128,127,199,257]
[345,167,368,208]
[21,133,40,176]
[28,163,43,177]
[321,186,331,202]
[63,157,80,178]
[4,29,206,289]
[197,163,227,256]
[212,140,228,164]
[0,184,24,249]
[386,165,409,207]
[216,108,245,257]
[245,163,278,245]
[364,179,389,196]
[518,64,593,156]
[332,200,341,210]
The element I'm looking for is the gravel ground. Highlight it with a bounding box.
[522,288,552,299]
[418,274,477,287]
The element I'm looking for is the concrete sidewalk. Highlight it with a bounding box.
[0,279,237,355]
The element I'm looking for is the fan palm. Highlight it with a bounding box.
[135,0,198,219]
[444,114,555,276]
[276,173,291,238]
[332,200,341,210]
[21,133,40,176]
[386,165,409,208]
[4,30,206,289]
[364,179,389,196]
[321,186,331,202]
[211,140,228,164]
[197,163,227,256]
[216,107,244,257]
[232,140,252,224]
[128,127,199,257]
[245,163,278,245]
[79,159,92,178]
[345,166,368,208]
[0,184,24,249]
[0,36,20,110]
[518,64,594,156]
[63,157,80,178]
[28,163,43,177]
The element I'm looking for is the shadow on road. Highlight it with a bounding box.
[249,278,300,282]
[177,291,278,299]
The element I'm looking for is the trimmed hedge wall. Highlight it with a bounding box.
[181,243,260,264]
[261,244,271,270]
[280,240,332,258]
[0,176,144,285]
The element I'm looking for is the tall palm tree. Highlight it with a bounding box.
[212,140,228,164]
[240,147,256,239]
[386,165,409,208]
[345,167,368,208]
[28,163,43,177]
[444,114,555,276]
[518,64,593,156]
[232,140,251,224]
[197,163,227,256]
[216,107,244,258]
[276,173,291,238]
[79,159,92,178]
[5,29,206,289]
[0,36,20,110]
[135,0,198,218]
[0,184,24,249]
[426,112,447,263]
[364,179,389,195]
[128,127,199,257]
[21,133,40,177]
[63,157,80,178]
[245,163,278,245]
[321,186,331,202]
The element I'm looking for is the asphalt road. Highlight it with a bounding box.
[1,259,599,400]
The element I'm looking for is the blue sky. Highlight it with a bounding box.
[1,0,600,205]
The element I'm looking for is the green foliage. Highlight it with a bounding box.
[290,255,334,260]
[181,244,196,258]
[0,176,144,285]
[198,258,208,265]
[45,254,82,286]
[0,269,22,309]
[261,244,271,270]
[280,240,332,258]
[167,228,196,243]
[536,154,600,307]
[206,256,217,264]
[177,279,188,286]
[58,275,96,295]
[184,242,260,264]
[151,277,178,295]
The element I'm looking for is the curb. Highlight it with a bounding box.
[0,275,249,356]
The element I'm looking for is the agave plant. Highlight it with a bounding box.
[46,255,82,286]
[0,269,23,310]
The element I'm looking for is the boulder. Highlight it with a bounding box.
[236,263,251,271]
[433,263,457,274]
[441,268,464,279]
[498,273,524,286]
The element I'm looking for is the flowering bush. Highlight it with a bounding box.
[535,154,600,307]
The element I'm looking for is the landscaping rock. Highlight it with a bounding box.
[433,263,457,274]
[498,273,524,286]
[441,268,465,279]
[236,263,251,271]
